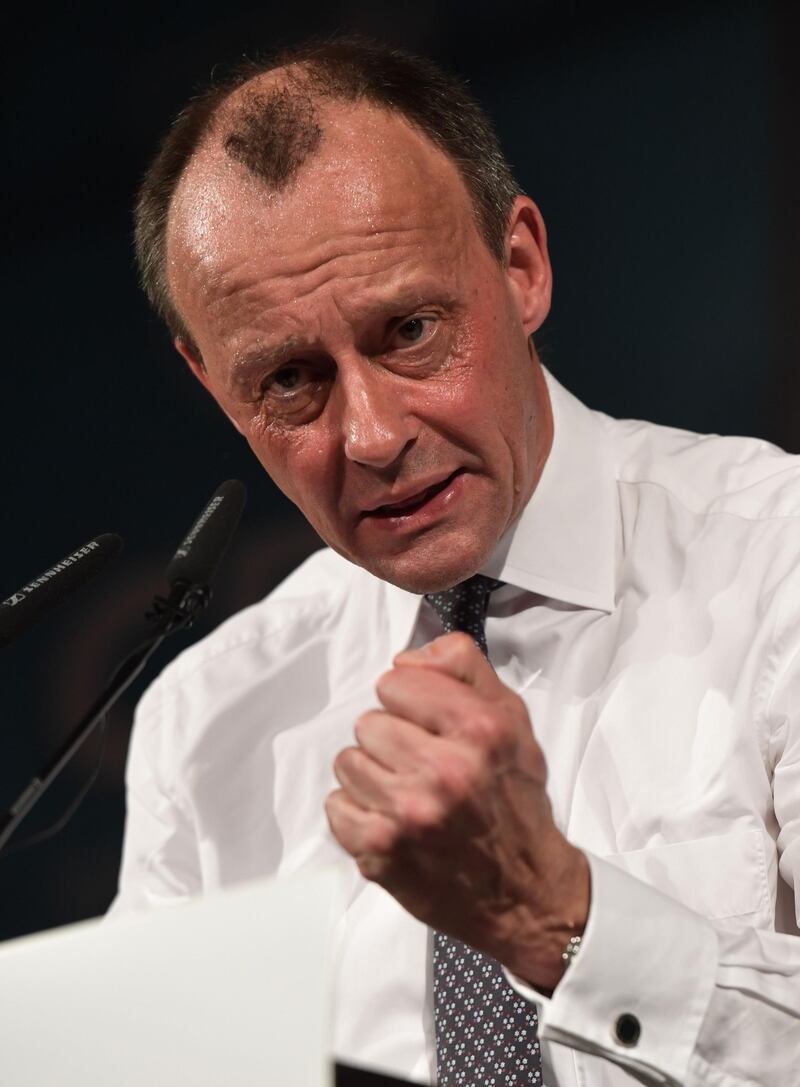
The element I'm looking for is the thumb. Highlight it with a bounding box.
[393,631,504,698]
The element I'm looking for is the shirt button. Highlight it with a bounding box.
[614,1013,641,1047]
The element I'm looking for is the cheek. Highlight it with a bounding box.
[202,373,341,519]
[248,422,340,516]
[425,321,514,441]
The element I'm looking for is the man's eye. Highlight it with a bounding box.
[272,365,303,391]
[391,316,435,348]
[259,362,330,422]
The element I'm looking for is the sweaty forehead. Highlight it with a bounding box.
[166,96,478,280]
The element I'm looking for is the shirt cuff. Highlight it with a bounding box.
[504,851,719,1085]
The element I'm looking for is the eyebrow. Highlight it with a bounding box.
[226,281,457,394]
[228,337,307,394]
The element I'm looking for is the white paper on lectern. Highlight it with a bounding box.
[0,870,337,1087]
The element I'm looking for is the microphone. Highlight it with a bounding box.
[166,478,247,589]
[0,481,247,855]
[152,479,248,630]
[0,533,123,649]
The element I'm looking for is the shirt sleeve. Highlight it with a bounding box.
[506,635,800,1085]
[106,694,202,918]
[508,853,800,1085]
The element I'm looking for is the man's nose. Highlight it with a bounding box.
[339,362,418,468]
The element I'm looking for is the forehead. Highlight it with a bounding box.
[166,97,480,298]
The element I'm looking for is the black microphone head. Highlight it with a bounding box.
[165,479,247,589]
[0,533,124,649]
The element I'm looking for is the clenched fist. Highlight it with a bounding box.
[325,631,590,991]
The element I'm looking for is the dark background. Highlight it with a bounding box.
[1,0,798,941]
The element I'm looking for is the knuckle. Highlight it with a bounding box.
[374,670,395,699]
[394,791,442,835]
[434,751,479,803]
[463,708,500,743]
[353,710,381,744]
[357,853,388,882]
[363,819,397,855]
[324,787,344,814]
[332,748,351,779]
[466,705,517,753]
[324,791,346,837]
[336,744,363,770]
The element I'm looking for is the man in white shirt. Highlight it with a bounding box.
[114,37,800,1086]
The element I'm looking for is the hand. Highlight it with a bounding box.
[325,632,590,991]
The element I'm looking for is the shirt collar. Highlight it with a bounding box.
[384,367,618,650]
[480,367,618,613]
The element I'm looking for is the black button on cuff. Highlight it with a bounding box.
[614,1013,641,1047]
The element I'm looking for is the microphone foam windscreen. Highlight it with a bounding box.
[0,533,124,648]
[165,479,247,589]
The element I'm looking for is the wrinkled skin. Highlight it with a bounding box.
[329,634,590,990]
[168,98,552,594]
[168,81,590,988]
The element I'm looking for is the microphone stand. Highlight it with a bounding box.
[0,581,209,855]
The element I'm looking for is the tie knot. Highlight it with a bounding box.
[425,574,504,656]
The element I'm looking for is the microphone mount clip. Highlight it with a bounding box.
[146,581,211,633]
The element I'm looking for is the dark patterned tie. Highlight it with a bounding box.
[425,576,543,1086]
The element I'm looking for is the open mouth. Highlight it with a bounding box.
[366,469,463,519]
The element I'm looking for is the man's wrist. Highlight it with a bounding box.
[503,844,591,992]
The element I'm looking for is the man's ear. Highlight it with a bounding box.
[504,196,552,337]
[174,337,245,436]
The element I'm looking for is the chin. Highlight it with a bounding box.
[364,536,497,595]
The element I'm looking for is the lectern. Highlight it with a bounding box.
[0,871,420,1087]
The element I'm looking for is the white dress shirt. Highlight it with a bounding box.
[110,370,800,1086]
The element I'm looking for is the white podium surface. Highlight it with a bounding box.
[0,871,335,1087]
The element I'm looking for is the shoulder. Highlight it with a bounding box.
[603,411,800,522]
[135,546,378,720]
[600,412,800,693]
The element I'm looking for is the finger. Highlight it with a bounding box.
[355,709,442,773]
[325,787,397,859]
[333,744,399,813]
[376,661,519,745]
[376,666,480,736]
[394,631,505,698]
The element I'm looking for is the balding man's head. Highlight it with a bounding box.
[134,37,522,348]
